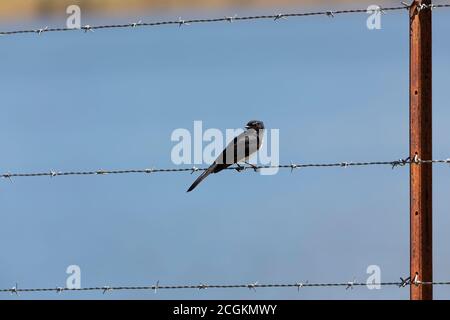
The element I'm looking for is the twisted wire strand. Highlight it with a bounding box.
[2,278,450,294]
[1,4,449,36]
[2,157,449,180]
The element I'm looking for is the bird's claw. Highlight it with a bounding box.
[245,162,259,172]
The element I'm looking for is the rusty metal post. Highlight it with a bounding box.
[409,0,433,300]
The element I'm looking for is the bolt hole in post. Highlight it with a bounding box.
[415,90,418,95]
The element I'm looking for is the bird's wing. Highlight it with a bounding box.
[215,129,260,165]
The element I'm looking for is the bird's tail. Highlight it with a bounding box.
[187,165,216,192]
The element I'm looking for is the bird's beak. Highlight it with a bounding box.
[245,125,250,129]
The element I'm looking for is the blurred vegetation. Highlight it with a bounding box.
[0,0,396,20]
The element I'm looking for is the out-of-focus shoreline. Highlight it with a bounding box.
[0,0,396,20]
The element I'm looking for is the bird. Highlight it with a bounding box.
[187,120,265,192]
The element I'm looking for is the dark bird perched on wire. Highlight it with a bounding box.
[187,120,265,192]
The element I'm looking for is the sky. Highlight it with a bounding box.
[1,4,450,300]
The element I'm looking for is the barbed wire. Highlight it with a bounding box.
[1,156,449,181]
[1,275,449,295]
[1,3,449,37]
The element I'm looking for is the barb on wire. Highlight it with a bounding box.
[132,20,142,28]
[391,157,410,169]
[190,166,200,174]
[274,14,287,21]
[102,286,112,294]
[198,283,208,290]
[177,17,189,27]
[399,276,411,288]
[225,14,238,23]
[1,4,450,37]
[9,283,19,296]
[2,157,450,181]
[247,281,258,292]
[295,281,308,291]
[35,26,48,35]
[81,25,94,33]
[346,279,357,290]
[377,6,387,14]
[3,172,13,183]
[2,277,450,295]
[290,162,298,173]
[154,280,159,294]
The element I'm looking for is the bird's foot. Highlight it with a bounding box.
[245,162,259,172]
[235,164,245,172]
